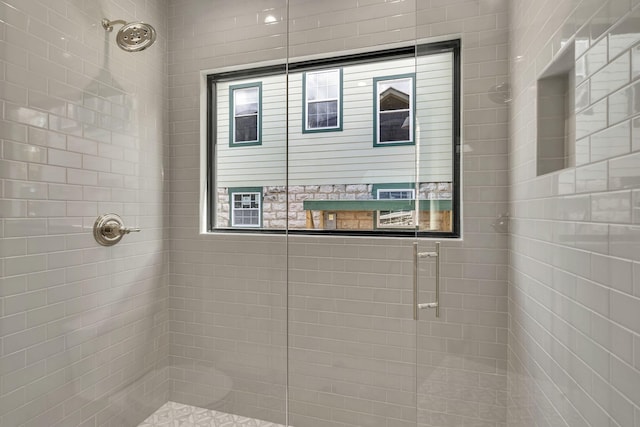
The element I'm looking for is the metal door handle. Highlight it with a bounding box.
[413,241,440,319]
[418,302,438,309]
[418,251,438,258]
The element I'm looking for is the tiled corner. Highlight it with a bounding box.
[509,0,640,426]
[0,0,170,426]
[10,1,639,427]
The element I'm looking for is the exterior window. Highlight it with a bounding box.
[376,188,415,229]
[209,40,460,237]
[230,83,261,146]
[374,74,415,146]
[304,69,342,132]
[230,188,262,227]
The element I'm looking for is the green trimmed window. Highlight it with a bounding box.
[229,188,262,227]
[230,83,261,146]
[373,74,415,146]
[303,69,342,132]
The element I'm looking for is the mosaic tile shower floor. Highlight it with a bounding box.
[138,402,286,427]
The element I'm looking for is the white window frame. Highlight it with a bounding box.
[304,69,342,132]
[374,75,414,146]
[230,83,261,146]
[230,191,262,228]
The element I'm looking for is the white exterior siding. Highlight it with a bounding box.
[416,52,455,182]
[216,52,453,187]
[216,75,287,187]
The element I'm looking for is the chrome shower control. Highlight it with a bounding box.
[93,213,140,246]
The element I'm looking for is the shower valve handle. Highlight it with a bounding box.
[117,226,141,235]
[94,214,141,246]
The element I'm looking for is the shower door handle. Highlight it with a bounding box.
[413,241,440,320]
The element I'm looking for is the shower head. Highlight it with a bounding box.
[102,18,156,52]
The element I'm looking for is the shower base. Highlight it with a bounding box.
[138,401,286,427]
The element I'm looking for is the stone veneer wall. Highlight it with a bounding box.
[217,182,453,229]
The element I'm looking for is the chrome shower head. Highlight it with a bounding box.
[102,18,156,52]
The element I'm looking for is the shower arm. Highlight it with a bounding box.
[102,19,128,32]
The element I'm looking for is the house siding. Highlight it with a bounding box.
[215,53,454,188]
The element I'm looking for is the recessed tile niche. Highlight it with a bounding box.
[537,42,576,176]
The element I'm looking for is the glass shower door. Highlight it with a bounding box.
[284,1,420,423]
[283,21,469,427]
[286,236,418,427]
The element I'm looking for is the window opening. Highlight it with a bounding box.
[374,75,415,146]
[304,69,342,132]
[229,188,262,228]
[230,83,261,146]
[207,40,461,237]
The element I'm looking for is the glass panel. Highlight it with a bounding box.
[380,110,411,142]
[327,83,339,99]
[379,190,415,199]
[413,45,463,427]
[288,2,418,427]
[306,73,318,100]
[235,87,259,115]
[305,69,340,130]
[317,85,328,100]
[207,3,288,426]
[287,237,417,427]
[308,100,338,128]
[214,75,285,230]
[379,79,412,111]
[415,50,455,233]
[235,115,258,142]
[212,47,457,236]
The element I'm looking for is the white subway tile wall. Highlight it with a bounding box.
[509,0,640,426]
[12,0,636,426]
[168,1,509,426]
[0,0,169,426]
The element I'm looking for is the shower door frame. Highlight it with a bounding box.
[199,39,461,427]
